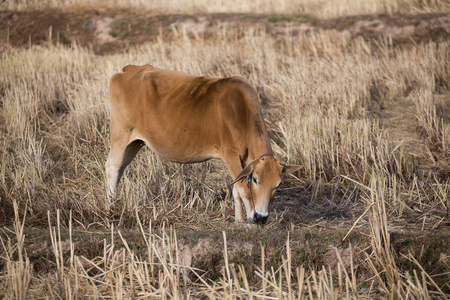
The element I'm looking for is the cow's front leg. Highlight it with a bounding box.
[224,157,253,225]
[233,181,255,224]
[235,182,259,229]
[232,185,244,224]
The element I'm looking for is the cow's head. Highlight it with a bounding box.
[231,155,301,225]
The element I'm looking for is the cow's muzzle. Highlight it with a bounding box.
[253,212,268,225]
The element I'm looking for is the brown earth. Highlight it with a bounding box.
[0,226,448,289]
[0,8,449,54]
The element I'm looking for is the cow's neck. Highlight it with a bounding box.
[248,135,273,161]
[245,112,273,161]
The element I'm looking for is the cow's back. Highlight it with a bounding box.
[109,65,260,163]
[110,65,222,118]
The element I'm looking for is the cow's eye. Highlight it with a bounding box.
[253,177,258,185]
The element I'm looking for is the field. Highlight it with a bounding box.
[1,0,450,298]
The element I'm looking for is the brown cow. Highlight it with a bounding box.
[106,65,300,224]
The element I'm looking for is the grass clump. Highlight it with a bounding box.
[268,13,310,23]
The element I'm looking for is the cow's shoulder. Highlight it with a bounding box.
[212,76,262,128]
[218,77,267,137]
[218,76,248,88]
[216,76,260,109]
[222,76,257,97]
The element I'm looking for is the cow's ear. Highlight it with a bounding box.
[231,163,254,185]
[282,164,302,174]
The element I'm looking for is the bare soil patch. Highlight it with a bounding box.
[1,8,449,54]
[1,226,448,289]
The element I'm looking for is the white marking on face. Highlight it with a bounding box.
[255,206,268,217]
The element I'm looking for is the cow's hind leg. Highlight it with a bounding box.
[106,139,143,204]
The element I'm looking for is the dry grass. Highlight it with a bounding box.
[1,201,448,299]
[1,30,447,227]
[1,0,450,298]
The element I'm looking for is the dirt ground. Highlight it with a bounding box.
[1,8,449,54]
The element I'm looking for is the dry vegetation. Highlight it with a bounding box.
[1,0,450,298]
